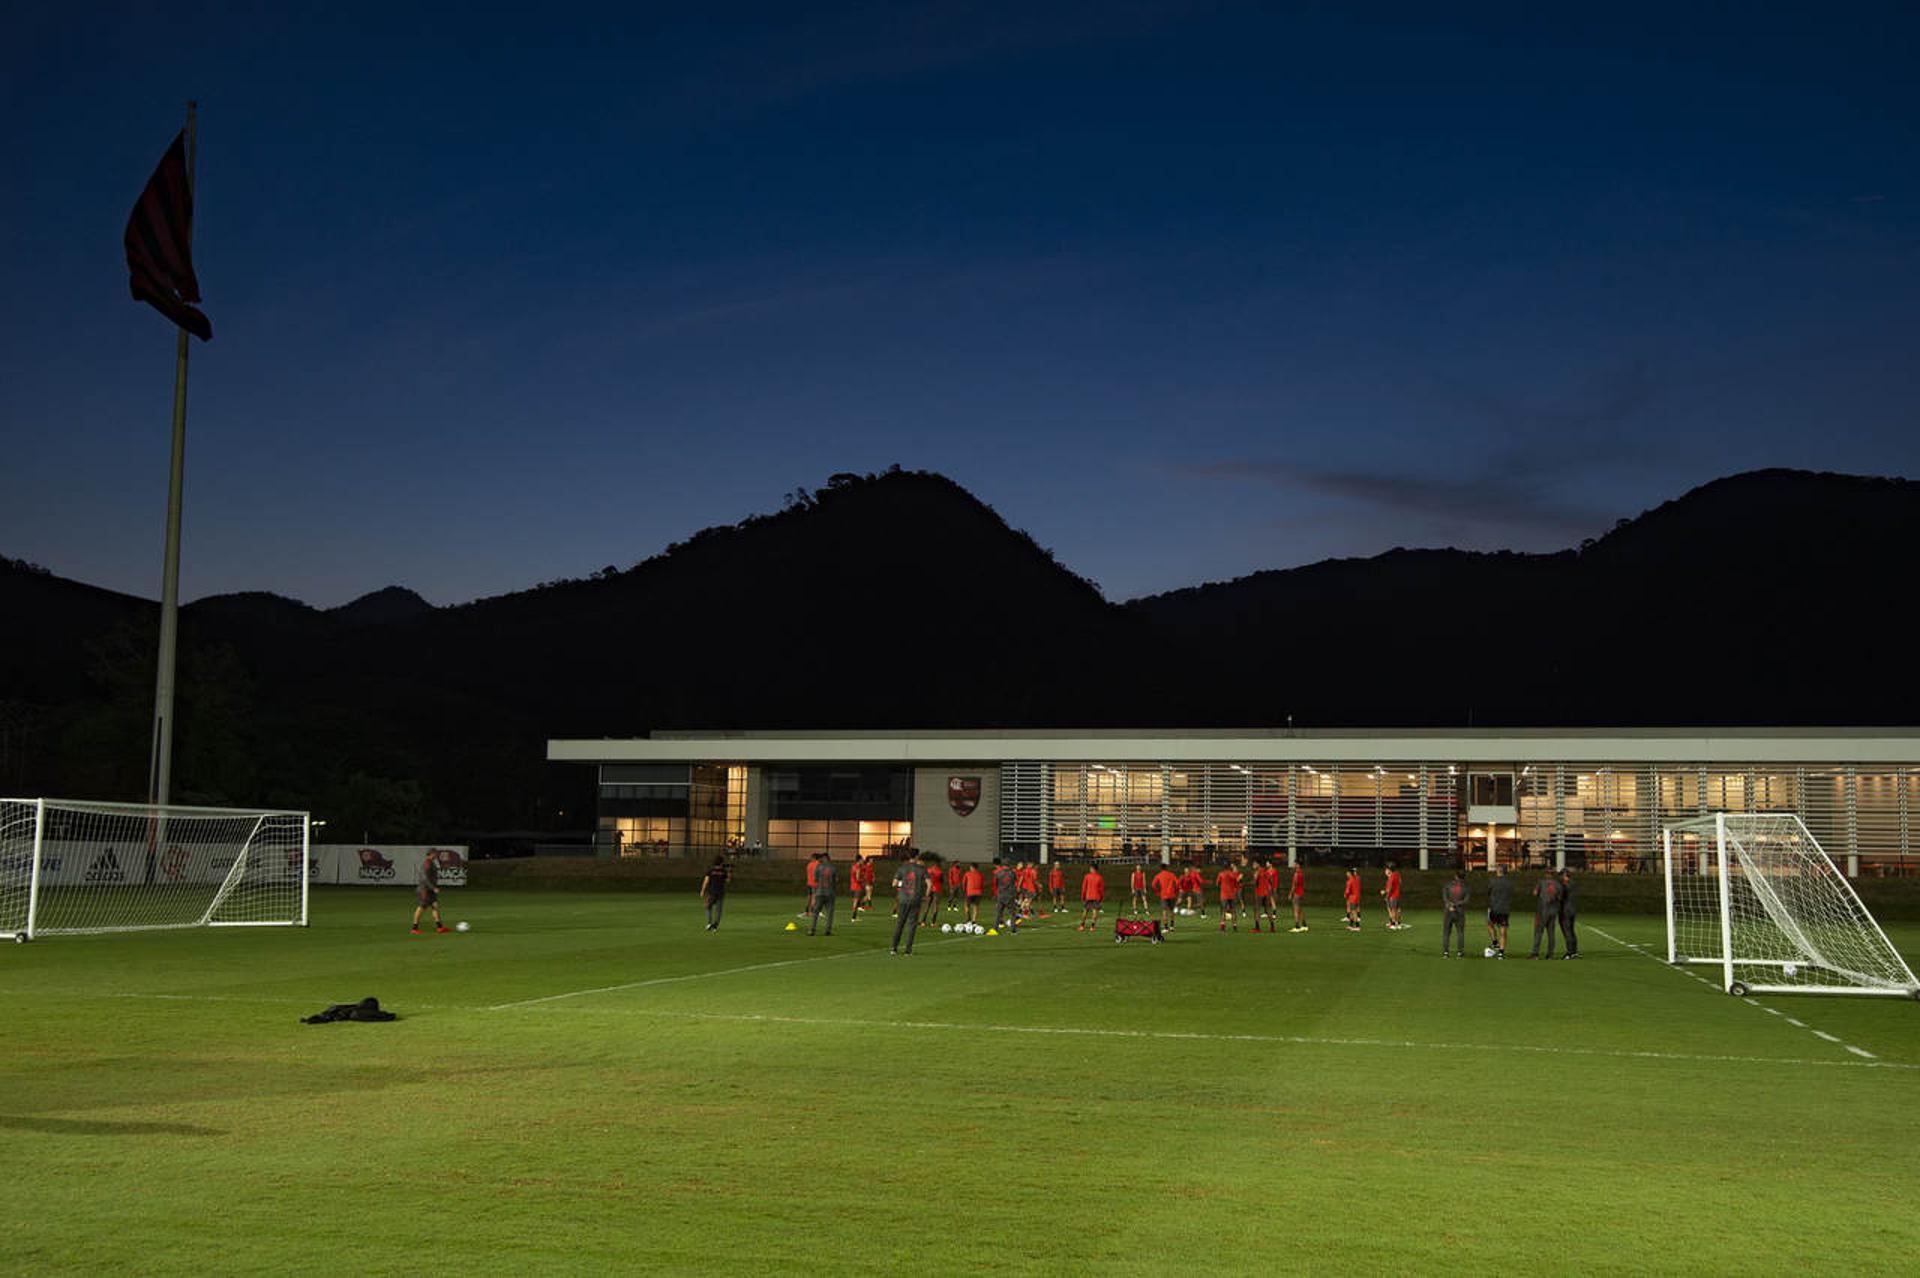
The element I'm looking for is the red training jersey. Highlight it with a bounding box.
[1344,876,1361,904]
[1218,869,1242,898]
[964,868,985,895]
[927,865,943,892]
[1131,868,1146,891]
[1291,867,1305,897]
[1049,865,1065,890]
[806,860,818,887]
[1385,870,1401,897]
[1152,869,1180,900]
[1081,870,1105,901]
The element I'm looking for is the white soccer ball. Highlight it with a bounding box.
[455,921,470,933]
[1483,946,1495,958]
[941,923,952,933]
[1783,963,1799,978]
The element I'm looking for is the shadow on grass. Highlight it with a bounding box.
[0,1115,224,1137]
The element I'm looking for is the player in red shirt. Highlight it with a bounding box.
[1216,861,1245,931]
[1018,862,1040,917]
[962,864,986,925]
[1380,863,1405,931]
[1078,863,1106,931]
[1129,864,1149,917]
[1250,858,1278,933]
[1048,861,1066,910]
[1180,867,1208,918]
[1343,867,1363,931]
[922,861,945,927]
[1289,861,1308,932]
[1151,866,1181,930]
[802,854,819,918]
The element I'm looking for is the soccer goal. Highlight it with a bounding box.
[1664,812,1919,998]
[0,798,309,941]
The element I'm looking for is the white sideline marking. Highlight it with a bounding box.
[488,946,888,1010]
[508,1005,1918,1071]
[1590,926,1883,1064]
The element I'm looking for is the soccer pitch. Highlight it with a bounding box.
[5,891,1919,1274]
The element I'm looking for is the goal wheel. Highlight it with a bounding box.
[1729,981,1749,997]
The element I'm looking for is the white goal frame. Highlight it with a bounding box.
[1663,811,1918,998]
[1,797,310,941]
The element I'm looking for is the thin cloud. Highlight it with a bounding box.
[1186,460,1606,539]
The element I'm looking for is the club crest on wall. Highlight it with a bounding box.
[948,775,981,817]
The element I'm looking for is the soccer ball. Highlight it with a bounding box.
[941,923,952,933]
[455,921,470,933]
[1783,963,1799,978]
[1483,946,1495,958]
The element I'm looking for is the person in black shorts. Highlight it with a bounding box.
[699,855,730,931]
[410,851,449,934]
[1486,865,1513,958]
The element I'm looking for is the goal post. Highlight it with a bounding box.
[0,798,309,940]
[1664,811,1919,998]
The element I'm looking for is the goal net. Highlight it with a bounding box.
[1664,812,1918,998]
[0,798,308,940]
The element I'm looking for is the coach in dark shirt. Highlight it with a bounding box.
[1558,868,1580,958]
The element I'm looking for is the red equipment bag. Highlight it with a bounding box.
[1114,918,1162,943]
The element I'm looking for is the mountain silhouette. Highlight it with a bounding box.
[2,466,1915,835]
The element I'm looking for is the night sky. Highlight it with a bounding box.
[3,2,1916,607]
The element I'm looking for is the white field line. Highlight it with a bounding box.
[496,1004,1919,1071]
[1589,926,1885,1063]
[485,937,954,1011]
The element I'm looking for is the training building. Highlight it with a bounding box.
[547,728,1920,875]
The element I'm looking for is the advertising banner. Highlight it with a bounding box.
[309,845,468,887]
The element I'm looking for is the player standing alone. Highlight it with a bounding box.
[698,855,730,931]
[1079,862,1106,930]
[410,851,449,934]
[1381,863,1406,930]
[1342,867,1362,931]
[1049,860,1066,911]
[1130,863,1149,917]
[1289,861,1308,932]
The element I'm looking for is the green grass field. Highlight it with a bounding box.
[5,889,1920,1274]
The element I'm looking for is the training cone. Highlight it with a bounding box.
[986,927,999,936]
[784,921,798,932]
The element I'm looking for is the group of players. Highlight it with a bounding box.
[698,847,1583,962]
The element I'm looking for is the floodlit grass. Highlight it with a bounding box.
[3,889,1919,1274]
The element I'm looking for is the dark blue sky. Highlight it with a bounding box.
[4,2,1916,606]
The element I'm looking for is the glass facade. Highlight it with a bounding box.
[582,748,1918,876]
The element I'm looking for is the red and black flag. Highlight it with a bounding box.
[124,131,211,341]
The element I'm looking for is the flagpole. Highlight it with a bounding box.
[147,101,196,812]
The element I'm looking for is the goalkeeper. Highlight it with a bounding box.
[410,852,449,935]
